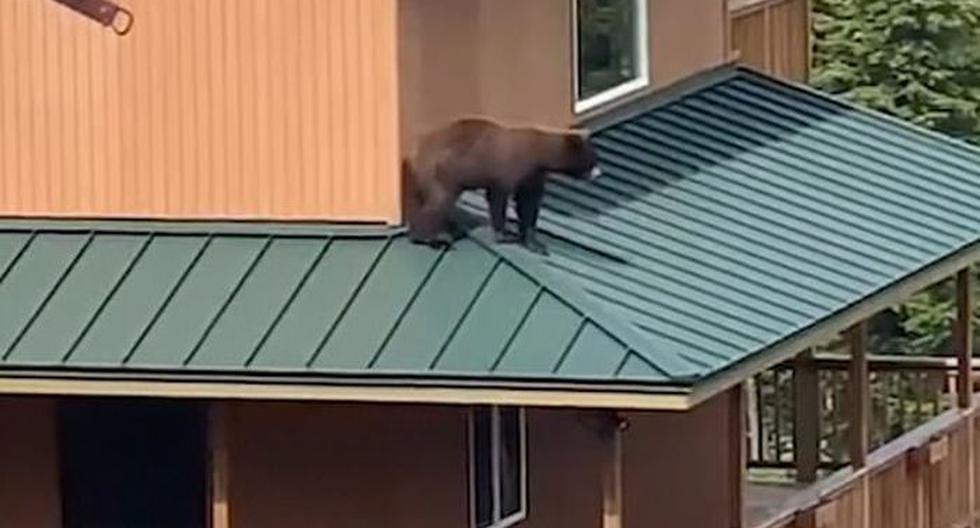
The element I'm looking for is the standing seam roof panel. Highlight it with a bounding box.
[2,68,980,396]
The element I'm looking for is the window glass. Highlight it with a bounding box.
[59,400,207,528]
[471,406,526,528]
[499,407,522,518]
[576,0,647,105]
[473,406,494,527]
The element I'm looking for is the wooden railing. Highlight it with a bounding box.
[753,396,980,528]
[748,354,966,474]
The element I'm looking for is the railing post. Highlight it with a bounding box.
[847,322,869,469]
[955,267,976,525]
[794,349,820,483]
[957,267,974,410]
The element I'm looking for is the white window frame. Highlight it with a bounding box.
[572,0,651,114]
[468,406,528,528]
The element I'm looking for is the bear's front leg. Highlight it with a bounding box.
[486,188,519,244]
[515,179,548,255]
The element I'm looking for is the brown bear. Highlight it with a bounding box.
[403,116,601,254]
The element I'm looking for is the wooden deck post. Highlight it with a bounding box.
[794,349,820,483]
[957,267,974,410]
[209,403,230,528]
[955,267,976,524]
[847,322,869,469]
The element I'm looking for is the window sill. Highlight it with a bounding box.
[482,511,527,528]
[574,76,651,115]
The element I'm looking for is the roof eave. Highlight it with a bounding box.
[0,370,693,411]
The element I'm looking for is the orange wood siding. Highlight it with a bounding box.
[0,0,400,223]
[731,0,810,82]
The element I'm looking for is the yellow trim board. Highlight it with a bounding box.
[0,377,692,411]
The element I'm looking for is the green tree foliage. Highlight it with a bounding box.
[812,0,980,357]
[812,0,980,141]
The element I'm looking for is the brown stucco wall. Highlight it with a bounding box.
[624,389,741,528]
[652,0,729,87]
[527,393,741,528]
[226,402,470,528]
[0,393,740,528]
[523,409,606,528]
[398,0,727,148]
[224,396,740,528]
[0,397,62,528]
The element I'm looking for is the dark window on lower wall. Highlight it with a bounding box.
[58,399,207,528]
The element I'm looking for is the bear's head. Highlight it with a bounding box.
[557,132,602,181]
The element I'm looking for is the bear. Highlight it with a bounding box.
[403,116,601,254]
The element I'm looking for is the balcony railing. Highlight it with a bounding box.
[752,393,980,528]
[747,353,965,477]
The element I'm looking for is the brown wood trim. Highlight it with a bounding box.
[847,323,869,469]
[207,403,229,528]
[601,414,624,528]
[958,267,974,409]
[723,0,733,61]
[732,385,747,528]
[794,350,819,484]
[762,3,773,73]
[804,0,813,81]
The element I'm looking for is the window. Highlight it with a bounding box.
[59,399,207,528]
[470,406,527,528]
[574,0,650,113]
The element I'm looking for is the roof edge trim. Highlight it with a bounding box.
[0,374,692,411]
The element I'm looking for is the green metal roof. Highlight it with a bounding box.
[2,67,980,408]
[461,66,980,399]
[0,221,669,389]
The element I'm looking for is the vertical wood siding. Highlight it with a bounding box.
[755,405,980,528]
[731,0,810,83]
[0,0,401,222]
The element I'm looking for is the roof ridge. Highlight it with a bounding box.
[465,227,687,378]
